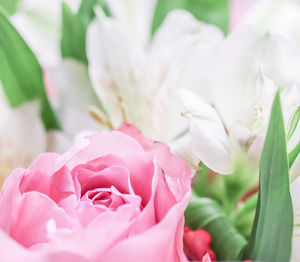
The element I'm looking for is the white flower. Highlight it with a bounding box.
[105,0,158,47]
[0,89,46,188]
[86,8,224,142]
[179,26,300,175]
[177,25,300,261]
[234,0,300,48]
[48,59,102,139]
[0,85,72,188]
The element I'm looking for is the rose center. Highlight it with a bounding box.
[85,188,125,210]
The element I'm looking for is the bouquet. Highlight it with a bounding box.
[0,0,299,261]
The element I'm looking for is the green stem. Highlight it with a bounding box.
[223,162,257,219]
[233,194,258,221]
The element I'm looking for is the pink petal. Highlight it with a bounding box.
[19,153,59,196]
[82,153,155,206]
[99,192,191,262]
[55,131,145,172]
[75,165,133,196]
[10,192,78,248]
[0,229,41,261]
[47,205,139,260]
[118,123,191,199]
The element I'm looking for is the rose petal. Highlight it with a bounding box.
[47,204,139,259]
[118,123,191,197]
[55,131,145,172]
[10,192,78,248]
[83,153,154,206]
[99,192,190,262]
[75,165,133,196]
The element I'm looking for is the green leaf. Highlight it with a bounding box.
[98,0,111,17]
[185,194,247,261]
[0,7,60,130]
[287,106,300,141]
[0,0,19,15]
[223,157,259,217]
[233,194,257,238]
[151,0,230,35]
[61,0,101,63]
[243,91,293,261]
[61,3,88,63]
[193,162,226,203]
[289,140,300,170]
[234,194,258,223]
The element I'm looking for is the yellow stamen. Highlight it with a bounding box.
[88,106,113,130]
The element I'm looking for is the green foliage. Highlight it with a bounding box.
[61,3,87,63]
[287,106,300,141]
[289,140,300,169]
[61,0,102,63]
[0,7,60,130]
[98,0,111,17]
[193,163,226,204]
[0,0,19,15]
[233,194,257,238]
[151,0,230,35]
[185,194,247,261]
[243,91,293,261]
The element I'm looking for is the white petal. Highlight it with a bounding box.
[189,121,232,175]
[151,10,224,51]
[49,59,102,138]
[241,0,300,47]
[180,89,232,174]
[143,11,224,141]
[230,0,260,30]
[238,75,276,135]
[86,17,150,132]
[107,0,157,46]
[170,134,199,174]
[150,73,188,142]
[148,10,224,102]
[205,26,300,128]
[11,0,67,66]
[0,100,46,187]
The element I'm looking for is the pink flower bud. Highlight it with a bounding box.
[183,227,216,261]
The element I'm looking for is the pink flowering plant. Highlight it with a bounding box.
[0,124,191,261]
[0,0,299,262]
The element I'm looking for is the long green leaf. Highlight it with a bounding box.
[243,91,293,261]
[151,0,230,35]
[61,0,101,63]
[185,194,247,261]
[289,140,300,170]
[0,0,19,15]
[0,7,60,130]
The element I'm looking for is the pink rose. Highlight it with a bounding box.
[0,124,191,262]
